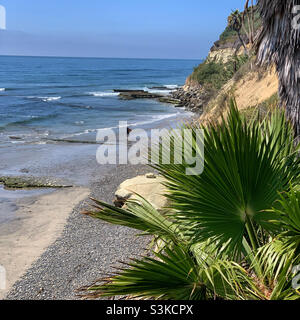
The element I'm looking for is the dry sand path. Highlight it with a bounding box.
[0,187,89,299]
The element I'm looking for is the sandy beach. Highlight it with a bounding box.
[2,163,150,300]
[0,187,89,299]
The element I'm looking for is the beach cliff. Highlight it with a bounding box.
[172,7,279,122]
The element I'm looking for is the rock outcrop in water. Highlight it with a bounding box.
[114,89,163,100]
[113,89,184,107]
[113,88,204,113]
[0,176,73,189]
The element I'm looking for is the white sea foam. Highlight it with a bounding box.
[0,88,5,92]
[143,84,179,95]
[132,113,179,127]
[88,91,119,97]
[67,108,186,139]
[27,96,61,102]
[71,128,98,137]
[164,84,179,89]
[42,96,61,102]
[70,115,173,138]
[33,141,47,145]
[143,87,173,95]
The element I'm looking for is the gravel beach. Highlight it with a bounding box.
[5,164,151,300]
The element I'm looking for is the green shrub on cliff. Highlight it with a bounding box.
[191,55,248,91]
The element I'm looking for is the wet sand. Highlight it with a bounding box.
[0,187,89,299]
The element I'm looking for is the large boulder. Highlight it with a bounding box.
[114,174,168,210]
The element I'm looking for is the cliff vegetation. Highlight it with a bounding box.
[182,4,279,122]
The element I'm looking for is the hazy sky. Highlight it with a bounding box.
[0,0,246,59]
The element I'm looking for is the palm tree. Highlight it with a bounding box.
[81,101,300,300]
[228,10,249,55]
[243,0,256,45]
[256,0,300,139]
[227,2,257,57]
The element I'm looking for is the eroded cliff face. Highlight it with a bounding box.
[177,43,279,123]
[207,48,237,63]
[199,66,278,124]
[207,46,248,63]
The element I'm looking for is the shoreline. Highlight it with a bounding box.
[0,94,196,300]
[4,164,151,300]
[0,187,90,299]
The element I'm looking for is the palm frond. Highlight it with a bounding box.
[85,245,207,300]
[84,194,184,243]
[253,237,300,300]
[85,243,257,300]
[273,188,300,236]
[153,99,299,257]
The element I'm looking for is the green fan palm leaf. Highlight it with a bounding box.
[84,195,184,242]
[154,100,299,257]
[86,244,258,300]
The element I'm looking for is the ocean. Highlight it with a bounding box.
[0,56,200,145]
[0,56,200,213]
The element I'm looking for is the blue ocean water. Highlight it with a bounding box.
[0,56,200,145]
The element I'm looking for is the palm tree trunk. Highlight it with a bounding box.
[278,62,300,139]
[250,0,255,43]
[256,0,300,140]
[237,31,249,56]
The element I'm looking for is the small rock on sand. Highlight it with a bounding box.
[145,173,157,179]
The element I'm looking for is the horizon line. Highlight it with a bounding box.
[0,54,203,61]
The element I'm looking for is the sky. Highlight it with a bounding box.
[0,0,246,59]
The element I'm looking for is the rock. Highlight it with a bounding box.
[114,189,133,208]
[114,174,168,210]
[113,85,206,114]
[113,89,145,93]
[158,97,182,105]
[0,176,73,189]
[149,86,170,90]
[9,136,22,140]
[170,85,207,114]
[116,189,133,199]
[115,90,164,100]
[20,168,30,173]
[145,173,156,179]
